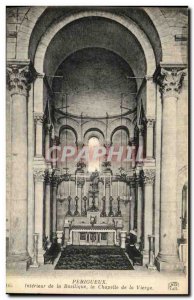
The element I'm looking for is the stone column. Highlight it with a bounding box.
[45,171,52,241]
[34,112,44,157]
[51,176,58,240]
[7,62,34,270]
[130,138,136,168]
[146,118,155,159]
[130,179,136,230]
[52,136,60,169]
[155,65,186,272]
[143,169,155,264]
[137,125,144,163]
[33,169,45,263]
[137,177,143,245]
[45,123,52,162]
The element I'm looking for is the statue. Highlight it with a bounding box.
[90,170,100,191]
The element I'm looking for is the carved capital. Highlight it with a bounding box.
[155,65,187,98]
[34,112,44,124]
[7,62,35,96]
[45,169,53,184]
[146,118,155,128]
[33,169,46,182]
[143,169,155,185]
[51,175,59,187]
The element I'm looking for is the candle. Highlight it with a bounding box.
[118,180,120,197]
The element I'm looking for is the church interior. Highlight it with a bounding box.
[6,7,188,274]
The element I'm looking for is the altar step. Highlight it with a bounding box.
[55,246,134,270]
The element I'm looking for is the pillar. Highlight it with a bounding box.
[33,169,45,263]
[130,138,136,168]
[143,169,155,264]
[137,177,143,245]
[137,125,144,163]
[52,176,58,239]
[52,136,60,169]
[130,179,136,230]
[155,65,186,272]
[45,171,52,241]
[146,118,155,159]
[45,123,52,162]
[34,112,44,157]
[7,62,34,270]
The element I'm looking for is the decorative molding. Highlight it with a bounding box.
[7,62,35,96]
[76,160,86,172]
[34,112,44,124]
[143,169,155,185]
[146,118,155,128]
[51,175,59,186]
[33,169,46,182]
[154,64,187,98]
[57,173,71,184]
[45,169,53,184]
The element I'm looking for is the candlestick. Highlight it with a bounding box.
[75,175,77,196]
[84,176,86,196]
[117,180,120,197]
[68,179,71,196]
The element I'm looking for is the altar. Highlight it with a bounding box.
[68,225,117,246]
[59,210,123,247]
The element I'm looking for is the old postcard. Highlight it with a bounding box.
[6,6,189,295]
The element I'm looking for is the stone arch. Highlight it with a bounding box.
[144,7,184,63]
[107,118,134,143]
[54,117,81,139]
[82,120,106,140]
[50,46,138,88]
[16,7,176,64]
[110,125,130,145]
[59,125,78,145]
[33,10,156,75]
[16,7,46,60]
[83,128,105,145]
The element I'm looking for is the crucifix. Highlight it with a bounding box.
[89,189,99,211]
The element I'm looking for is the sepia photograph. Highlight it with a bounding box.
[6,5,189,295]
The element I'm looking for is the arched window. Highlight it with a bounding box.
[88,137,100,172]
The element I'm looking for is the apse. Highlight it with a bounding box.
[52,47,137,118]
